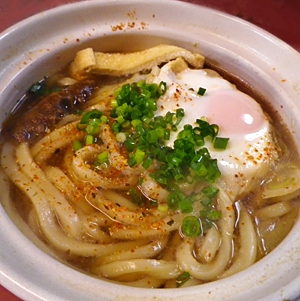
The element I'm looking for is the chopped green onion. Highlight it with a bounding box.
[214,137,230,150]
[116,115,125,124]
[199,185,221,227]
[76,123,87,131]
[128,149,145,167]
[77,109,109,148]
[111,99,118,108]
[181,216,202,237]
[201,197,212,206]
[73,140,82,151]
[158,81,167,95]
[151,170,168,185]
[29,82,44,95]
[112,122,121,133]
[146,130,158,144]
[161,129,169,141]
[155,126,165,139]
[131,119,142,128]
[111,80,166,125]
[86,119,101,135]
[124,138,136,152]
[80,109,102,124]
[85,134,94,145]
[176,272,191,287]
[101,115,108,123]
[202,185,219,199]
[134,149,145,165]
[158,204,168,212]
[179,198,193,213]
[200,208,222,221]
[135,123,146,136]
[96,151,109,165]
[128,188,144,205]
[167,192,180,210]
[142,156,153,169]
[208,210,222,220]
[197,87,206,96]
[142,116,152,124]
[29,80,58,97]
[116,132,127,143]
[128,155,137,168]
[121,120,131,130]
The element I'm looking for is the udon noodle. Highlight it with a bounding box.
[1,44,300,288]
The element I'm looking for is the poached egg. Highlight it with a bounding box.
[153,60,279,199]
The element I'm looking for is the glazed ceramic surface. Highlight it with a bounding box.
[1,1,300,300]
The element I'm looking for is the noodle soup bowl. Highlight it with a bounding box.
[1,1,300,300]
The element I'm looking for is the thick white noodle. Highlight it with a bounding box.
[0,168,20,219]
[84,187,165,226]
[109,212,184,240]
[219,206,257,278]
[80,210,115,243]
[176,187,235,281]
[31,121,84,165]
[160,231,182,261]
[256,201,292,219]
[43,166,94,214]
[0,168,65,260]
[99,124,144,176]
[63,145,167,226]
[15,143,83,239]
[97,258,180,280]
[27,208,44,239]
[197,225,221,263]
[0,168,46,244]
[1,143,158,257]
[86,73,147,106]
[56,114,81,127]
[262,165,300,201]
[140,174,169,203]
[97,236,169,265]
[71,144,138,189]
[79,211,114,243]
[122,276,166,288]
[102,190,139,212]
[84,211,114,227]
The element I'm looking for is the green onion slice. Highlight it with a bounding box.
[176,271,191,287]
[214,137,230,150]
[197,87,206,96]
[181,216,202,237]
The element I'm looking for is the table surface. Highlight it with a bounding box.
[0,0,300,300]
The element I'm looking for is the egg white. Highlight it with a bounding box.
[154,61,279,199]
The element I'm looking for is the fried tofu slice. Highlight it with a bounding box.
[69,44,205,79]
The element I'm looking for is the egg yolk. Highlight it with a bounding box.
[205,89,268,137]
